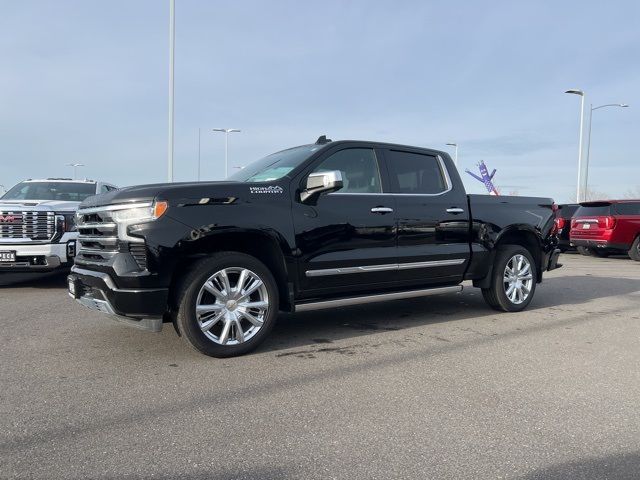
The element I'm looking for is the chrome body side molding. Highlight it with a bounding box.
[305,258,465,277]
[295,285,463,312]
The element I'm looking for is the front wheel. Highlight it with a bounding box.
[629,236,640,262]
[175,252,279,357]
[482,245,537,312]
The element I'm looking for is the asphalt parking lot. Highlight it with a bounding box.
[1,254,639,479]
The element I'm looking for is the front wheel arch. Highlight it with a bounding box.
[167,231,293,315]
[174,251,280,357]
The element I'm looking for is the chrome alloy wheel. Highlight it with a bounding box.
[195,267,269,345]
[503,254,534,305]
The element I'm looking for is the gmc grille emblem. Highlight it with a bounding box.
[0,215,17,223]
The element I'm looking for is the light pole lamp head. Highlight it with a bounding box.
[212,128,241,133]
[565,89,584,96]
[445,143,457,147]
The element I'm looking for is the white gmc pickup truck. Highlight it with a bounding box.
[0,178,117,275]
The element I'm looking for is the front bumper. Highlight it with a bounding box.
[67,267,168,332]
[0,240,76,272]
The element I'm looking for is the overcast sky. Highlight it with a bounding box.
[1,0,639,202]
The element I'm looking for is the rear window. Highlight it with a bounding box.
[558,204,579,218]
[574,204,612,217]
[614,203,640,215]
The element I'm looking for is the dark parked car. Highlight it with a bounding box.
[555,203,580,252]
[570,200,640,260]
[67,137,561,357]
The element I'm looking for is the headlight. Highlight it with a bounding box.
[111,201,168,223]
[75,201,169,243]
[64,213,77,232]
[55,213,77,232]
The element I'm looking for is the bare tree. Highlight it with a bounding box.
[584,188,611,202]
[623,186,640,199]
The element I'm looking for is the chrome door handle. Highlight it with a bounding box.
[371,207,394,214]
[446,207,464,214]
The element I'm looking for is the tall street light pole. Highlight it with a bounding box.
[212,128,241,178]
[65,163,84,180]
[445,143,458,166]
[167,0,175,182]
[565,89,586,202]
[584,103,629,194]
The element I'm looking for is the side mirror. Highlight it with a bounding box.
[300,170,343,203]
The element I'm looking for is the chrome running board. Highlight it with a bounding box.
[295,285,463,312]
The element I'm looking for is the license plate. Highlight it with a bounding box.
[0,251,16,262]
[582,223,591,229]
[68,278,79,298]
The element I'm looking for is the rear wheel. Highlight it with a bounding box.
[629,236,640,262]
[576,246,593,256]
[175,252,279,357]
[482,245,537,312]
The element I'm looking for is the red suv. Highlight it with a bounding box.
[570,200,640,261]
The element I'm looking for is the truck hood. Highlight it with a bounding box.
[79,181,283,209]
[0,199,81,213]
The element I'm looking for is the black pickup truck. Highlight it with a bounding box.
[68,137,561,357]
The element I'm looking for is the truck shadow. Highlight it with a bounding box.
[0,271,69,288]
[521,451,640,480]
[258,275,640,354]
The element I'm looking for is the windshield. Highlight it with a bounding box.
[228,145,322,182]
[1,182,96,202]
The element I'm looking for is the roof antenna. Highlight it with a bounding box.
[315,135,332,145]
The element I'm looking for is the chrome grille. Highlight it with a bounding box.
[75,207,148,270]
[76,210,119,265]
[0,211,56,240]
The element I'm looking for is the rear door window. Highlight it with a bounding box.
[385,150,448,194]
[615,203,640,215]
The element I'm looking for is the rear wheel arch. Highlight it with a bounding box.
[481,244,537,312]
[473,228,543,289]
[494,228,543,282]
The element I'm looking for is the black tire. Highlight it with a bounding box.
[175,252,279,358]
[629,236,640,262]
[482,245,537,312]
[576,246,593,256]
